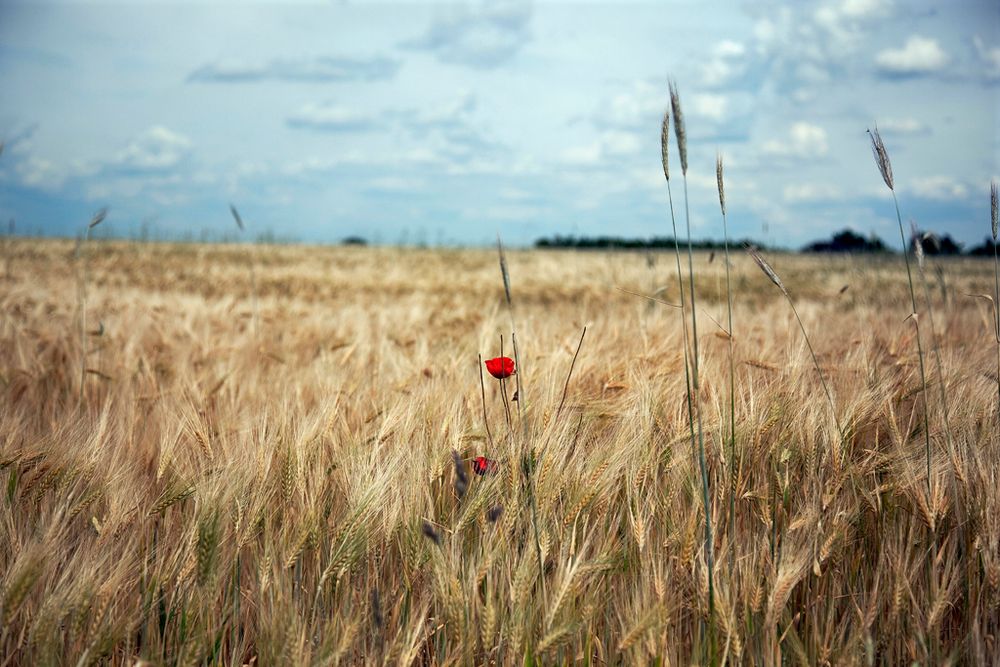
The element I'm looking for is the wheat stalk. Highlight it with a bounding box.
[911,226,955,457]
[230,203,260,338]
[746,245,843,443]
[78,207,106,405]
[717,153,739,565]
[992,181,999,413]
[670,80,714,621]
[868,126,932,493]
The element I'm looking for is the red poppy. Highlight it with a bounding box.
[472,456,499,476]
[484,356,515,379]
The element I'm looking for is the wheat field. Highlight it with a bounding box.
[1,238,998,665]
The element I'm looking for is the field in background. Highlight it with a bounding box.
[1,240,998,664]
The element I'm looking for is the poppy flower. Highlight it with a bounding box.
[472,456,499,476]
[484,356,515,379]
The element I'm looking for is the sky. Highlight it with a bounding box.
[0,0,998,249]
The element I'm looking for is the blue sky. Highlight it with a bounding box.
[0,0,998,248]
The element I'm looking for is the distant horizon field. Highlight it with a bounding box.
[4,229,999,256]
[1,240,998,664]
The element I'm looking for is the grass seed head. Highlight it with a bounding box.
[660,110,670,182]
[868,126,894,191]
[716,152,726,215]
[88,207,107,229]
[746,245,787,297]
[669,81,687,176]
[991,180,998,240]
[230,203,245,232]
[912,223,926,271]
[196,509,221,587]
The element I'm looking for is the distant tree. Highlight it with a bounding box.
[533,235,767,251]
[912,232,962,255]
[967,237,999,256]
[342,236,368,246]
[803,229,888,253]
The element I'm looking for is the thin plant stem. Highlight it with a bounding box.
[993,180,999,415]
[994,237,1000,415]
[478,354,495,449]
[914,247,954,454]
[665,184,697,468]
[498,336,513,432]
[78,226,91,405]
[496,240,546,605]
[78,208,106,405]
[556,327,587,419]
[718,155,738,565]
[786,296,842,438]
[682,174,714,618]
[891,192,932,493]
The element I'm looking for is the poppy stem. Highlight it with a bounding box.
[499,336,513,432]
[478,354,495,450]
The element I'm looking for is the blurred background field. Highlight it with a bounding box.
[1,240,998,664]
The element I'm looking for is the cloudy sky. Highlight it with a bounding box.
[0,0,997,248]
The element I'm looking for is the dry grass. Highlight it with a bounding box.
[1,239,999,664]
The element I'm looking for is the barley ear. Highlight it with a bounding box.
[668,81,687,176]
[746,245,787,297]
[912,223,926,272]
[89,207,108,229]
[991,180,997,241]
[196,508,221,587]
[716,153,726,215]
[497,237,512,309]
[230,204,245,232]
[867,126,894,191]
[660,110,670,182]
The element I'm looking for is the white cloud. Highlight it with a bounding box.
[560,129,642,166]
[875,35,948,76]
[286,103,374,132]
[701,40,746,87]
[973,36,1000,80]
[909,176,969,201]
[762,122,829,159]
[113,126,192,172]
[813,0,890,54]
[745,1,890,103]
[366,176,425,193]
[595,80,663,129]
[188,56,399,83]
[16,156,64,189]
[689,94,728,121]
[839,0,889,19]
[398,91,477,129]
[401,0,532,69]
[877,117,929,136]
[783,183,841,202]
